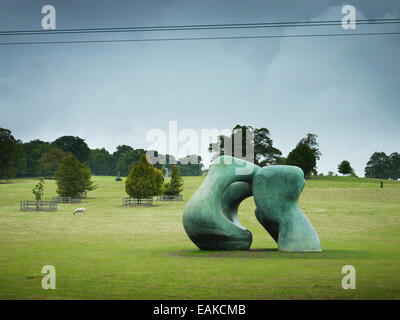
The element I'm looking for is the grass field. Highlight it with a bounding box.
[0,175,399,299]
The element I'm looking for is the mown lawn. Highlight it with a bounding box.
[0,175,399,299]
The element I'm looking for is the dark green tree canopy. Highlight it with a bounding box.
[88,148,113,176]
[0,128,17,180]
[299,133,321,160]
[55,155,97,197]
[116,148,146,177]
[338,160,353,176]
[286,143,316,177]
[125,154,163,198]
[209,124,282,166]
[177,155,203,176]
[52,136,90,163]
[365,152,400,180]
[39,147,71,177]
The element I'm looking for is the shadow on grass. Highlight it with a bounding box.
[117,203,172,208]
[170,248,368,260]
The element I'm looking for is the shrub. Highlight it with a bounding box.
[350,170,358,177]
[55,155,97,197]
[32,178,45,201]
[163,165,183,196]
[125,154,163,198]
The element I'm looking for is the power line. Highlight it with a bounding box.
[0,31,399,46]
[0,18,399,36]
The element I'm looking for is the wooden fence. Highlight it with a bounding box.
[52,196,82,204]
[77,190,87,199]
[20,200,57,212]
[156,194,183,201]
[122,197,153,207]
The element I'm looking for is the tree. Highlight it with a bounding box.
[18,140,51,177]
[116,148,146,177]
[52,136,90,163]
[364,152,390,179]
[39,147,71,177]
[286,143,316,177]
[387,153,400,180]
[32,178,45,201]
[338,160,353,176]
[0,128,17,180]
[112,145,134,173]
[299,133,321,160]
[55,155,97,197]
[365,152,400,180]
[209,125,282,166]
[125,154,163,198]
[15,141,28,176]
[88,148,113,176]
[163,165,184,195]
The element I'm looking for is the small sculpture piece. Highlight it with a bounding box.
[253,166,321,252]
[182,156,321,252]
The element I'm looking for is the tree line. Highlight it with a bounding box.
[1,126,399,180]
[0,128,203,179]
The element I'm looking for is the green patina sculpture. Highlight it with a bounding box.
[182,156,322,252]
[182,156,259,250]
[253,165,321,252]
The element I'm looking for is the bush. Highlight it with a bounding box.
[55,155,97,197]
[163,165,183,196]
[125,154,163,198]
[32,178,45,201]
[350,170,358,177]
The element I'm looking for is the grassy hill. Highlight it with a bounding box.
[0,175,399,299]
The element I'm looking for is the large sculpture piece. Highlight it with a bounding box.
[182,156,259,250]
[182,156,321,252]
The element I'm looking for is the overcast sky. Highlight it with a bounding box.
[0,0,399,176]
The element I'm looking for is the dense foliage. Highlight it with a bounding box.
[55,155,97,197]
[286,143,316,177]
[125,154,163,198]
[338,160,353,176]
[365,152,400,180]
[209,124,282,166]
[39,148,71,177]
[8,134,203,178]
[177,155,203,176]
[163,165,184,195]
[88,148,114,176]
[0,128,17,180]
[116,148,146,177]
[53,136,90,163]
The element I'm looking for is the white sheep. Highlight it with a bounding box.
[73,208,86,215]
